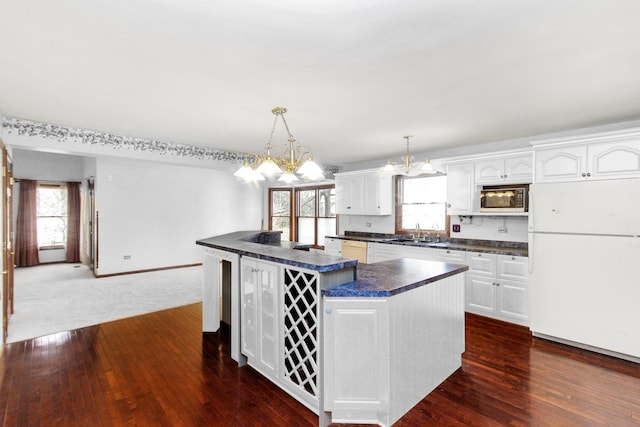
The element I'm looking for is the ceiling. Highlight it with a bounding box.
[2,0,640,167]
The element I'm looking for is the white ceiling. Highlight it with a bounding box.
[2,0,640,167]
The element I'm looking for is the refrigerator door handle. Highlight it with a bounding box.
[528,233,534,274]
[528,188,534,274]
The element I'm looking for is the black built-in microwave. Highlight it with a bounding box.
[479,184,529,212]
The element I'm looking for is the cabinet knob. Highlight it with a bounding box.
[495,282,500,287]
[325,308,332,314]
[447,203,452,208]
[587,172,592,177]
[581,172,587,177]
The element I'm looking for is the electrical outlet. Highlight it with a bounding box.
[123,255,131,260]
[365,222,371,227]
[459,216,472,224]
[498,227,508,233]
[452,224,461,232]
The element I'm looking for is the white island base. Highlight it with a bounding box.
[322,272,465,427]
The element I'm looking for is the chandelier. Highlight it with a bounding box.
[381,135,437,176]
[233,107,324,183]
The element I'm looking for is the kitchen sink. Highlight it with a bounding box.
[385,238,452,247]
[426,242,451,248]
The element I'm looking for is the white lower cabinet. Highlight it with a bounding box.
[324,237,342,256]
[465,252,529,325]
[241,258,326,413]
[401,245,436,260]
[367,242,401,263]
[323,273,466,426]
[241,257,280,378]
[352,240,530,326]
[323,298,390,413]
[432,248,465,264]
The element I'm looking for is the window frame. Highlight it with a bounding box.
[394,174,449,237]
[36,183,68,250]
[295,185,336,249]
[268,188,294,241]
[268,184,337,249]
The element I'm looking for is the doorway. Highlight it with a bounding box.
[1,140,15,344]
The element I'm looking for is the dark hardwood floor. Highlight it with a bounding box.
[1,303,638,426]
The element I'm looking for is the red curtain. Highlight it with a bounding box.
[66,181,81,263]
[15,180,40,267]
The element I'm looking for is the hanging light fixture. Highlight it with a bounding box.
[381,135,437,176]
[234,107,324,183]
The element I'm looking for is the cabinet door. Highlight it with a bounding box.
[504,155,532,183]
[335,175,364,214]
[495,278,528,324]
[363,173,392,215]
[475,159,504,184]
[535,146,586,182]
[446,162,474,214]
[241,259,280,377]
[466,274,496,315]
[588,140,640,180]
[466,252,496,277]
[476,156,532,184]
[497,255,528,281]
[368,243,401,263]
[324,238,342,256]
[433,249,465,264]
[401,245,435,261]
[324,298,389,412]
[257,262,280,377]
[241,259,258,359]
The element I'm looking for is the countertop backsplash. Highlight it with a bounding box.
[338,213,529,243]
[449,215,528,243]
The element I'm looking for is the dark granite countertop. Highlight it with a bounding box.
[196,230,357,273]
[322,258,469,297]
[328,232,528,257]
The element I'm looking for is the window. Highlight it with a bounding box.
[296,186,336,247]
[37,184,68,248]
[396,175,448,236]
[269,185,336,248]
[269,189,293,241]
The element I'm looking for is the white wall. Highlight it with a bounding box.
[449,215,528,242]
[12,149,85,181]
[95,156,262,275]
[338,214,395,235]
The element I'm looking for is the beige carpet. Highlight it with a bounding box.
[8,263,202,343]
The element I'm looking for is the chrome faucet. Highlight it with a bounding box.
[432,224,440,242]
[415,223,421,240]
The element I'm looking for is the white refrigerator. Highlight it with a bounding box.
[528,178,640,361]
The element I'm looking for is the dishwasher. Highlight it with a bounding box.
[341,240,368,263]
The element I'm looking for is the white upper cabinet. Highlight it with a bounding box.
[532,128,640,183]
[335,171,392,215]
[475,155,532,184]
[534,146,585,182]
[335,174,364,214]
[446,162,474,215]
[444,151,531,216]
[588,140,640,179]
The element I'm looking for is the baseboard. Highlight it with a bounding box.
[532,332,640,364]
[95,263,202,278]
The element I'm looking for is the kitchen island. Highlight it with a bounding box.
[196,231,468,427]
